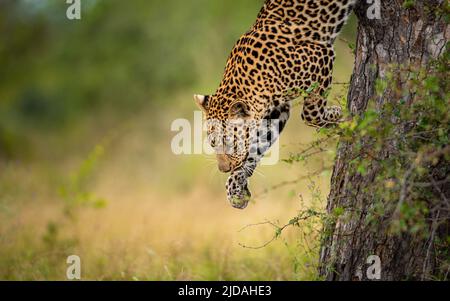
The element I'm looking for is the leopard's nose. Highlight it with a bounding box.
[217,155,232,173]
[218,161,231,173]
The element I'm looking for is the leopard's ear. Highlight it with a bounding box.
[229,101,251,119]
[194,94,209,113]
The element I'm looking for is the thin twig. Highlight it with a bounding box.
[238,211,323,249]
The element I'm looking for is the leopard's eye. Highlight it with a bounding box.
[210,136,216,148]
[224,134,233,145]
[207,126,216,147]
[207,132,215,147]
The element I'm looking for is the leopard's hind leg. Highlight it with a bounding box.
[301,92,343,128]
[293,41,343,127]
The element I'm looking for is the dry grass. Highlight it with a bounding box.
[0,166,322,280]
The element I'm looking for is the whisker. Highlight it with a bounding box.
[248,165,265,178]
[253,168,265,178]
[209,166,219,177]
[204,156,216,163]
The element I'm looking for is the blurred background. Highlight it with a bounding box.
[0,0,356,280]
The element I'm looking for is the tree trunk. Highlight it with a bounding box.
[319,0,449,281]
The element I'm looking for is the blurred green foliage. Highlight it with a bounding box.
[0,0,276,158]
[0,0,357,160]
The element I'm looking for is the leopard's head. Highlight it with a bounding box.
[194,93,256,174]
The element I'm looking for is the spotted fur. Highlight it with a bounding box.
[194,0,356,209]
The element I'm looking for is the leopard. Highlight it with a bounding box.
[194,0,357,209]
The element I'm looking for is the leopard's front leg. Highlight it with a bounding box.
[226,146,259,209]
[226,103,291,209]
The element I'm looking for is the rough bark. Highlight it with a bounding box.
[319,0,449,281]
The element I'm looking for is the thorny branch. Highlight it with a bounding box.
[238,209,324,250]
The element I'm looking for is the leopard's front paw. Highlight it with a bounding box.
[226,170,251,210]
